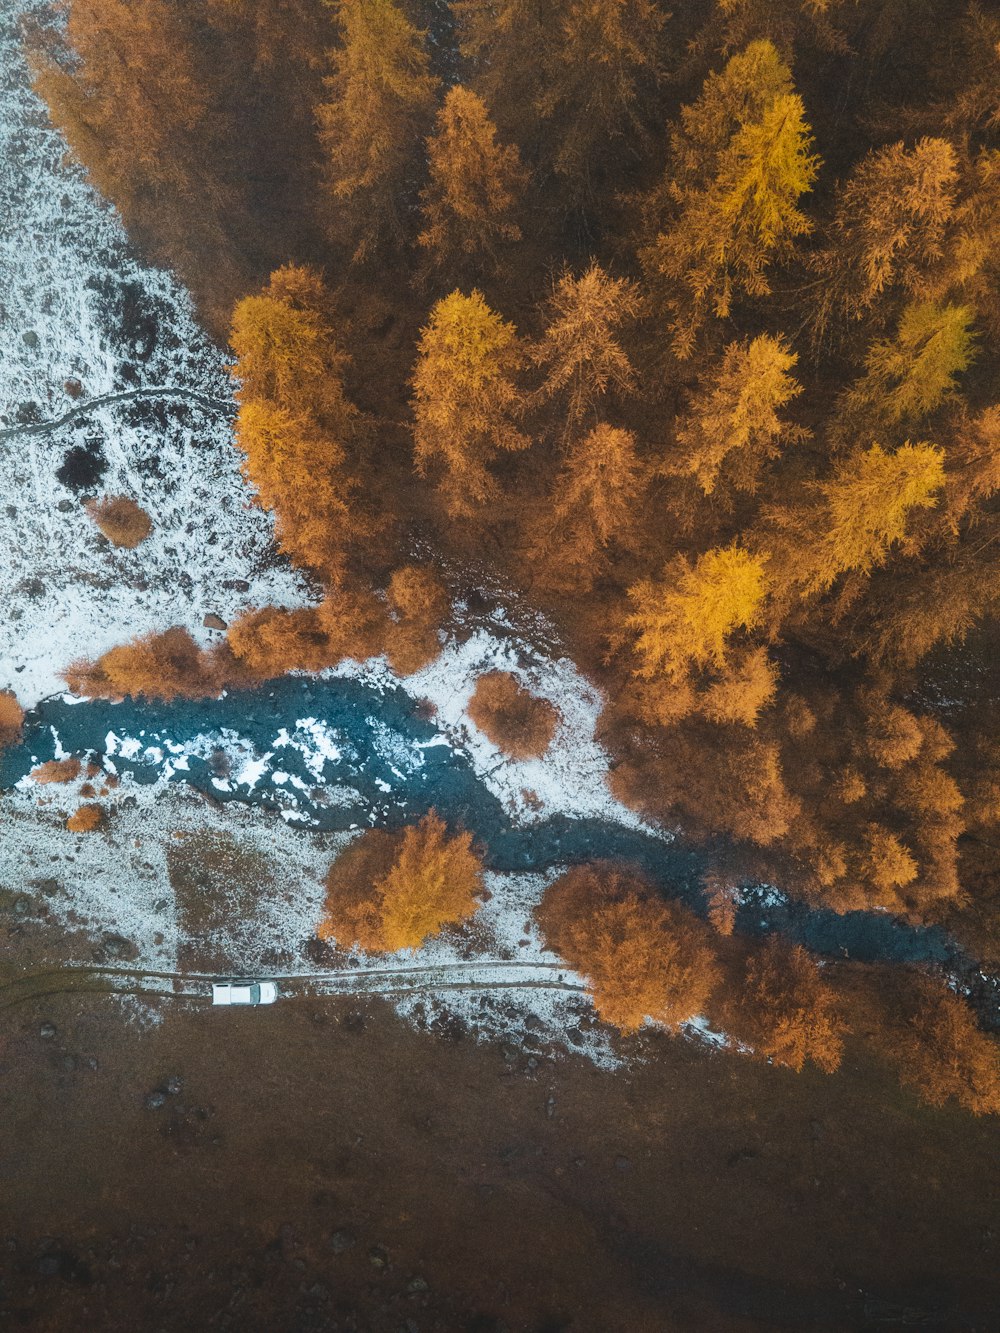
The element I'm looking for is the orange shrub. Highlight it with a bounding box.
[0,690,24,748]
[535,862,721,1033]
[724,938,846,1074]
[316,584,391,662]
[32,757,83,784]
[467,671,558,759]
[65,627,238,701]
[85,495,153,548]
[317,810,483,952]
[227,606,339,676]
[67,803,104,832]
[879,972,1000,1115]
[383,564,449,675]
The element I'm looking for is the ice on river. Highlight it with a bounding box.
[0,0,308,706]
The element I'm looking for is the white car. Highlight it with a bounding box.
[211,980,278,1006]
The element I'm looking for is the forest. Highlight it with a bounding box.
[9,0,1000,1112]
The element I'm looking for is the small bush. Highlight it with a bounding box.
[227,606,339,676]
[318,811,483,952]
[86,495,153,548]
[31,757,83,784]
[0,690,24,748]
[67,803,104,832]
[383,565,449,675]
[65,627,239,700]
[468,671,558,759]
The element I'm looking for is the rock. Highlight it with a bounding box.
[21,330,38,349]
[545,1096,556,1119]
[145,1090,167,1110]
[406,1276,429,1294]
[61,1054,76,1072]
[202,612,227,631]
[57,498,74,513]
[165,1076,182,1095]
[614,1155,631,1173]
[329,1229,356,1255]
[39,1021,56,1040]
[368,1245,388,1270]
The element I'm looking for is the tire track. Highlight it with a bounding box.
[0,386,234,443]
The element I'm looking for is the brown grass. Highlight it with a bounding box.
[86,495,153,548]
[467,671,558,759]
[66,803,104,832]
[0,690,24,748]
[31,757,83,784]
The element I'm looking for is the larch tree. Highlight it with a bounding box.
[640,40,819,357]
[230,265,364,581]
[452,0,552,149]
[809,137,959,342]
[317,0,439,261]
[0,690,24,750]
[536,424,648,590]
[534,0,665,194]
[533,263,641,439]
[29,0,213,222]
[626,544,770,682]
[417,85,528,274]
[880,972,1000,1115]
[671,333,805,495]
[790,442,946,595]
[410,290,529,518]
[318,812,483,952]
[727,938,846,1074]
[535,862,721,1034]
[843,301,977,427]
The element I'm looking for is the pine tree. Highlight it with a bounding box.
[671,333,805,494]
[533,264,641,438]
[411,290,529,517]
[317,0,439,261]
[417,86,528,273]
[640,40,819,356]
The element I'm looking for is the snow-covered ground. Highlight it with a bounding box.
[0,0,308,706]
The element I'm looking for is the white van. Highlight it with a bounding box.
[211,980,278,1006]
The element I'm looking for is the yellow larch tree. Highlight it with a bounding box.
[230,265,364,581]
[317,0,439,261]
[533,263,641,438]
[626,544,770,681]
[411,290,529,518]
[535,862,721,1034]
[729,938,846,1074]
[672,333,805,495]
[417,85,528,273]
[640,40,819,357]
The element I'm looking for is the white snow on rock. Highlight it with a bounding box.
[0,1,308,705]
